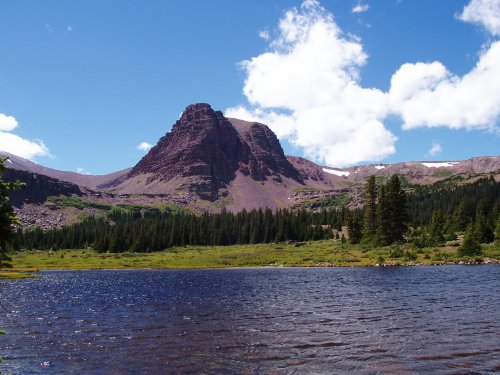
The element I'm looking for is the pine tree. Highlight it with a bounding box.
[363,175,377,237]
[0,158,24,268]
[475,199,494,244]
[387,175,408,243]
[455,198,475,231]
[376,176,408,245]
[495,217,500,242]
[458,223,482,256]
[376,185,390,245]
[347,211,362,244]
[429,210,446,246]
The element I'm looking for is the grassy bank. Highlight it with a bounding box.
[0,271,39,279]
[9,240,500,271]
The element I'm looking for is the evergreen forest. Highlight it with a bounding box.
[12,175,500,254]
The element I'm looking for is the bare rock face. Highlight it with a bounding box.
[129,104,303,200]
[4,169,83,207]
[228,118,303,183]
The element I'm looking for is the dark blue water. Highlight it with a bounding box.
[1,266,499,374]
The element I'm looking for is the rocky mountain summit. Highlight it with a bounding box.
[116,103,303,200]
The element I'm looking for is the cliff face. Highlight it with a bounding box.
[128,104,302,199]
[4,169,83,207]
[228,118,303,183]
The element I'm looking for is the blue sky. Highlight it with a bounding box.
[0,0,498,174]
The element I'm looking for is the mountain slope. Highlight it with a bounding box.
[0,151,130,190]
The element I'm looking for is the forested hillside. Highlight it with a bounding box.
[14,176,499,253]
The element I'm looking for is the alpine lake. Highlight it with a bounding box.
[1,264,498,374]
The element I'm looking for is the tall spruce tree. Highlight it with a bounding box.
[376,175,408,245]
[429,210,446,246]
[475,199,494,244]
[347,211,362,244]
[458,223,482,256]
[376,185,390,245]
[363,175,377,237]
[0,158,24,268]
[455,198,475,231]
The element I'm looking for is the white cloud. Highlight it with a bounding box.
[457,0,500,36]
[137,141,153,152]
[427,140,442,156]
[352,3,369,14]
[0,112,50,160]
[227,0,500,167]
[76,167,91,175]
[0,113,18,131]
[390,42,500,131]
[259,30,270,41]
[0,132,50,160]
[227,0,396,167]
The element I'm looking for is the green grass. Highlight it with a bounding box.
[46,196,112,211]
[10,241,500,271]
[0,271,39,279]
[296,192,351,209]
[292,187,319,193]
[311,193,350,208]
[432,170,454,178]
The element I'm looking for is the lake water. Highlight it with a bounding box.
[1,266,499,374]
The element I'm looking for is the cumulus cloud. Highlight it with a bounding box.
[0,112,50,160]
[226,0,396,167]
[0,131,50,160]
[457,0,500,36]
[390,42,500,131]
[0,113,18,132]
[227,0,500,167]
[352,3,369,14]
[137,141,153,152]
[259,30,270,41]
[389,0,500,132]
[427,140,442,157]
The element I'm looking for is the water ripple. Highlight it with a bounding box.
[0,265,498,374]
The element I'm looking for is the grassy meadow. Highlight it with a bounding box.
[6,240,500,272]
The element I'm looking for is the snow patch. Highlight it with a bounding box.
[421,162,456,168]
[323,168,350,177]
[6,159,13,163]
[375,165,385,169]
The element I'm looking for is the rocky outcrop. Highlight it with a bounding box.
[128,104,303,200]
[229,118,303,183]
[4,169,83,207]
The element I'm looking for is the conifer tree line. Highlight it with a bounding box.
[407,176,499,252]
[13,208,345,252]
[347,175,499,252]
[12,175,500,253]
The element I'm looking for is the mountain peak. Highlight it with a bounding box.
[126,104,303,199]
[179,103,218,122]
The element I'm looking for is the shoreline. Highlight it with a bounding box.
[3,261,499,279]
[5,258,499,274]
[5,243,499,275]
